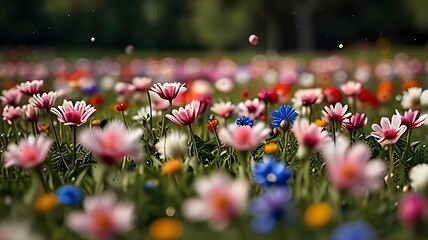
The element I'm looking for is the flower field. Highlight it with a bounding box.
[1,52,428,240]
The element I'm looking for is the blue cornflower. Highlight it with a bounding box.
[56,186,82,205]
[253,156,293,187]
[236,116,255,127]
[83,85,98,95]
[331,221,376,240]
[271,105,298,129]
[249,188,294,234]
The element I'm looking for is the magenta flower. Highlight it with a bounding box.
[1,88,22,106]
[218,122,270,151]
[371,115,407,146]
[342,113,367,130]
[257,89,278,104]
[66,193,135,240]
[51,100,96,126]
[29,91,58,110]
[78,121,143,164]
[17,80,44,96]
[211,101,235,119]
[150,82,187,101]
[2,105,23,123]
[322,102,352,122]
[340,81,362,96]
[132,77,152,92]
[292,118,331,158]
[182,172,248,230]
[293,88,322,107]
[322,137,387,196]
[398,193,427,229]
[3,135,53,168]
[24,104,39,121]
[395,109,427,129]
[166,100,200,126]
[237,98,265,119]
[197,96,212,116]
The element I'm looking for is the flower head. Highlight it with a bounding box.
[51,100,96,126]
[304,203,333,228]
[410,164,428,194]
[401,87,428,110]
[395,109,427,129]
[253,156,293,187]
[132,105,162,122]
[292,88,322,107]
[155,131,188,161]
[207,119,218,133]
[29,91,57,110]
[331,221,376,240]
[398,193,427,229]
[34,193,58,212]
[218,122,270,151]
[24,104,39,121]
[235,116,254,127]
[166,100,200,126]
[56,186,83,205]
[257,89,278,104]
[271,105,298,129]
[264,142,279,155]
[1,88,22,106]
[237,98,265,119]
[292,118,331,158]
[162,160,183,175]
[17,80,44,96]
[149,218,183,240]
[342,113,367,130]
[340,81,362,96]
[150,82,187,101]
[132,77,152,92]
[2,105,23,123]
[4,135,52,169]
[322,102,351,123]
[211,101,235,119]
[371,115,407,146]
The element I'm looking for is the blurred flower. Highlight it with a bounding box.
[371,115,407,146]
[331,221,376,240]
[206,119,218,133]
[114,82,135,96]
[51,100,96,126]
[214,78,234,93]
[66,193,135,240]
[402,80,420,91]
[162,159,183,175]
[149,218,183,240]
[395,109,427,129]
[34,193,59,212]
[218,122,270,151]
[292,88,322,107]
[1,87,22,106]
[323,86,342,104]
[235,116,254,127]
[29,91,58,110]
[2,105,23,124]
[239,89,251,101]
[253,156,293,187]
[315,117,328,128]
[56,186,83,205]
[182,172,248,230]
[304,202,333,228]
[342,113,367,130]
[150,82,187,101]
[166,100,200,126]
[37,124,50,132]
[273,83,292,103]
[79,121,143,164]
[258,89,278,104]
[4,135,53,168]
[293,118,331,158]
[401,87,428,110]
[248,34,259,45]
[249,187,293,234]
[90,95,104,108]
[340,81,362,96]
[410,164,428,193]
[237,98,265,119]
[264,142,279,155]
[155,131,188,161]
[197,96,212,116]
[271,105,298,129]
[322,102,351,123]
[132,105,162,121]
[114,102,127,112]
[322,137,387,196]
[24,104,39,121]
[0,220,44,240]
[132,77,152,92]
[211,101,235,119]
[398,193,427,229]
[91,119,101,126]
[17,80,44,96]
[150,92,170,111]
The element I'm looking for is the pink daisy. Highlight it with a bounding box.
[340,81,362,96]
[210,101,236,119]
[218,122,270,151]
[237,98,265,119]
[51,100,96,126]
[17,80,44,96]
[3,135,53,168]
[371,115,407,146]
[24,104,39,121]
[132,77,152,92]
[29,91,58,110]
[395,109,427,129]
[166,100,200,126]
[292,118,331,158]
[322,102,352,122]
[342,113,367,130]
[1,88,22,106]
[2,105,23,123]
[292,88,322,107]
[150,82,187,101]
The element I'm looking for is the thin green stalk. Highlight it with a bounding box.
[49,112,69,171]
[308,105,312,123]
[388,144,395,186]
[399,130,412,186]
[71,126,77,170]
[32,120,38,136]
[12,120,19,144]
[282,130,289,162]
[352,95,357,113]
[237,150,250,180]
[36,167,48,193]
[121,111,130,130]
[188,125,199,161]
[209,121,222,168]
[147,91,154,137]
[331,120,336,144]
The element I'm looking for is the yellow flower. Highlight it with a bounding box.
[91,119,101,125]
[264,142,279,155]
[315,118,327,128]
[34,193,58,212]
[304,202,333,228]
[162,160,182,175]
[149,217,183,240]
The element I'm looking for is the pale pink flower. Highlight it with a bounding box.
[150,82,187,101]
[237,98,265,119]
[166,100,200,126]
[182,172,248,230]
[29,91,57,110]
[211,101,236,119]
[132,77,152,92]
[78,121,143,164]
[17,80,44,96]
[149,92,169,111]
[2,105,23,123]
[1,88,22,106]
[292,118,331,158]
[395,109,427,129]
[218,122,270,151]
[51,100,96,126]
[340,81,362,96]
[322,102,352,122]
[371,115,407,146]
[292,88,322,107]
[114,82,135,95]
[322,137,387,196]
[3,135,53,168]
[342,113,367,130]
[66,193,135,240]
[24,104,39,121]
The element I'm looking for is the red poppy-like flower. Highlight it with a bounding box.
[207,119,218,133]
[115,102,127,112]
[323,87,342,104]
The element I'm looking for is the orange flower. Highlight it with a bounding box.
[377,81,394,102]
[90,95,104,108]
[264,142,279,155]
[304,202,333,228]
[149,218,183,240]
[402,80,420,91]
[315,118,327,128]
[240,89,251,101]
[162,160,182,175]
[37,124,50,132]
[34,193,58,212]
[273,83,292,103]
[92,119,101,125]
[206,119,218,133]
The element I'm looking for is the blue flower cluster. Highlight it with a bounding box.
[56,185,82,205]
[235,116,254,127]
[271,105,298,129]
[253,156,293,188]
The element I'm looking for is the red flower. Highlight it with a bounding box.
[323,87,342,104]
[115,102,127,111]
[206,119,218,133]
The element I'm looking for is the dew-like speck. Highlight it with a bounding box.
[90,37,95,42]
[67,14,70,17]
[339,44,343,49]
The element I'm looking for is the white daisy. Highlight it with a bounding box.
[155,131,189,161]
[409,164,428,193]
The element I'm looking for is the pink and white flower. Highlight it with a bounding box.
[24,104,39,121]
[149,92,169,111]
[2,105,23,123]
[340,81,362,96]
[322,137,387,196]
[395,109,427,129]
[237,98,265,119]
[342,113,367,130]
[292,88,322,107]
[322,102,352,122]
[182,172,248,230]
[1,88,22,106]
[114,82,135,95]
[132,77,152,92]
[51,100,96,126]
[150,82,187,101]
[66,193,135,240]
[29,91,57,110]
[3,135,53,168]
[371,115,407,146]
[166,100,200,126]
[17,80,44,96]
[292,118,331,158]
[78,121,143,164]
[211,101,235,119]
[218,122,270,151]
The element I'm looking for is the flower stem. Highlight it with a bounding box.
[331,120,336,144]
[282,130,289,162]
[49,112,69,171]
[32,120,38,136]
[121,111,129,130]
[147,91,154,138]
[12,120,19,144]
[188,125,199,161]
[399,130,412,187]
[237,150,250,180]
[388,144,395,186]
[209,121,222,168]
[71,126,77,170]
